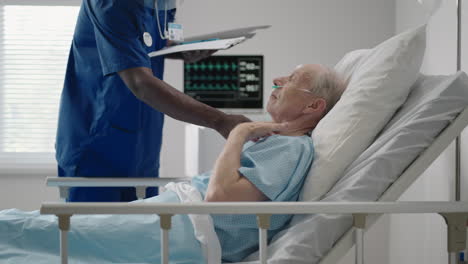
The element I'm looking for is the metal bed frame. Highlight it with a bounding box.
[40,201,468,264]
[43,105,468,264]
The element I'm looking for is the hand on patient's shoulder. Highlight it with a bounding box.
[216,114,251,139]
[231,122,289,142]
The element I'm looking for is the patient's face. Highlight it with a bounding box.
[267,64,323,123]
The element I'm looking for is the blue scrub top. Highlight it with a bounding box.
[56,1,175,186]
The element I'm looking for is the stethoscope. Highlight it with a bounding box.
[154,0,169,40]
[143,0,169,47]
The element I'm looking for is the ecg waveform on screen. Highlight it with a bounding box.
[184,62,238,71]
[184,56,263,109]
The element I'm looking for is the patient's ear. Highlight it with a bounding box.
[304,98,326,114]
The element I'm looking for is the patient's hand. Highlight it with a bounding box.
[231,122,289,142]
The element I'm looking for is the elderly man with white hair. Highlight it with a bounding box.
[0,64,346,264]
[198,64,346,262]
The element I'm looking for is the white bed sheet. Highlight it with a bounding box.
[231,72,468,264]
[165,182,222,264]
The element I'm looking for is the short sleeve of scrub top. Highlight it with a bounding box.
[238,135,314,202]
[83,0,151,76]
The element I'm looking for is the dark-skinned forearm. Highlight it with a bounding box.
[137,74,227,130]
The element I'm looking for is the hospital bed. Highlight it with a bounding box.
[42,72,468,264]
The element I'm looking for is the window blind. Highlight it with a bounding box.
[0,4,79,173]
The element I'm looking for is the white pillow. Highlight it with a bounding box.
[300,24,427,201]
[333,48,369,83]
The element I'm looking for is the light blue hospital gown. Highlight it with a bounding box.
[191,134,314,263]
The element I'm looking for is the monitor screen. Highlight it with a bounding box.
[184,55,263,109]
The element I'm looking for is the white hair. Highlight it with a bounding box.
[307,66,346,114]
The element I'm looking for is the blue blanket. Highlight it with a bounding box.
[0,191,205,264]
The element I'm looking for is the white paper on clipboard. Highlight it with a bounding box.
[148,36,247,57]
[147,25,270,58]
[183,25,271,42]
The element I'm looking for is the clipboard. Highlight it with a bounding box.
[183,25,271,42]
[148,37,246,58]
[147,25,271,58]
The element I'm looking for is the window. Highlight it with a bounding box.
[0,2,80,174]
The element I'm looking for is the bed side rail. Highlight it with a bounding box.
[46,177,191,200]
[40,201,468,264]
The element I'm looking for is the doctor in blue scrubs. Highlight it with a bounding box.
[56,0,250,202]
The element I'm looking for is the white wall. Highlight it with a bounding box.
[0,174,58,211]
[392,0,464,263]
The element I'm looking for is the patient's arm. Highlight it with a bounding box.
[205,122,287,202]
